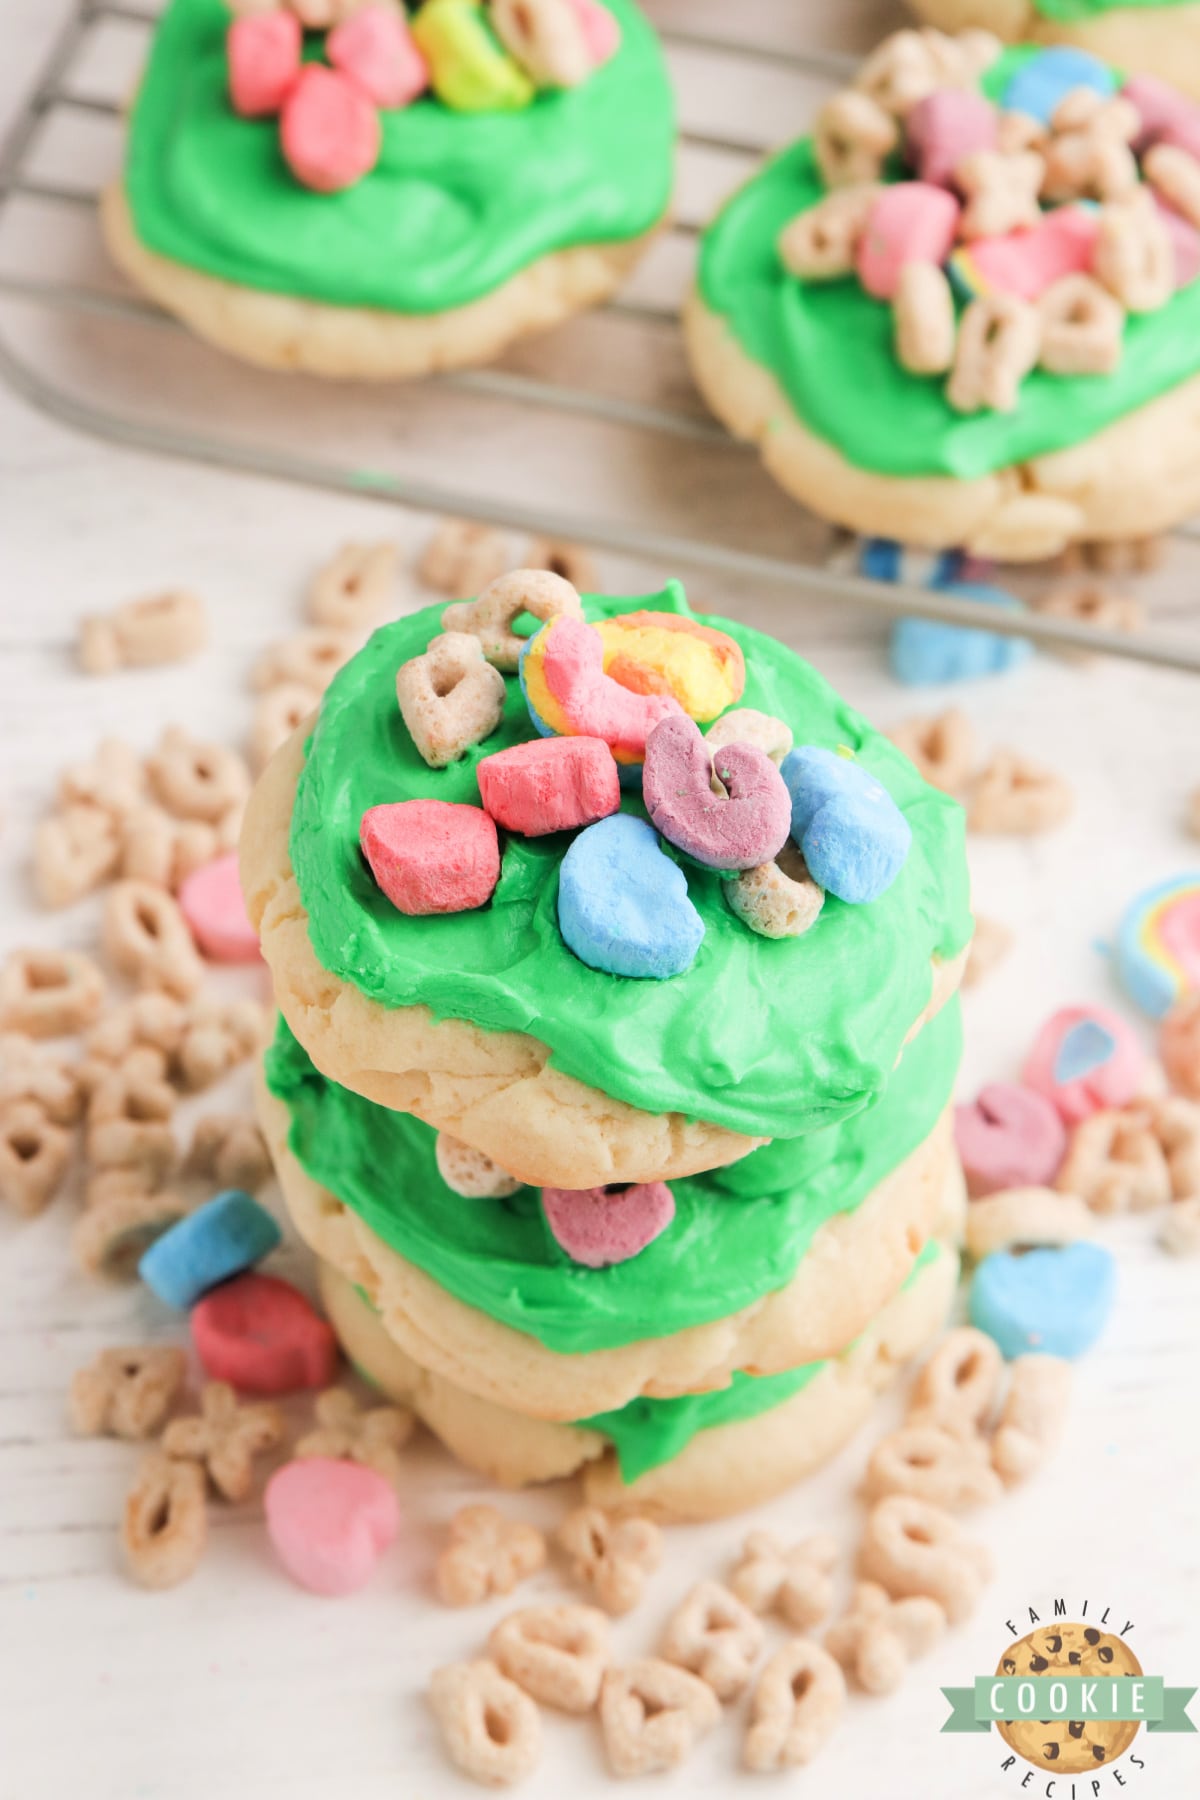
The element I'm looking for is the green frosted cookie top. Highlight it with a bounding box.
[124,0,674,313]
[289,585,971,1142]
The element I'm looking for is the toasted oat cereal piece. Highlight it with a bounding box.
[1038,275,1124,376]
[859,1494,993,1625]
[248,683,318,773]
[307,540,397,631]
[437,1505,547,1608]
[1144,1096,1200,1199]
[1041,130,1137,205]
[83,1163,155,1211]
[965,1185,1094,1258]
[0,1036,81,1124]
[814,88,897,187]
[724,843,824,942]
[894,261,957,376]
[1036,579,1143,655]
[1088,199,1173,315]
[599,1659,719,1779]
[825,1580,946,1696]
[525,536,599,595]
[1187,788,1200,843]
[864,1420,1002,1510]
[660,1579,764,1701]
[78,590,207,674]
[185,1113,271,1194]
[429,1660,541,1787]
[1144,141,1200,230]
[173,997,267,1091]
[967,751,1073,835]
[396,632,507,766]
[0,948,105,1038]
[0,1099,73,1216]
[123,1450,207,1589]
[69,1345,186,1440]
[991,1355,1071,1485]
[85,1061,177,1182]
[956,150,1044,240]
[909,1327,1005,1435]
[964,916,1013,989]
[558,1505,662,1616]
[295,1387,414,1484]
[1056,1109,1172,1212]
[162,1381,285,1503]
[489,1605,611,1714]
[705,708,793,765]
[887,708,975,795]
[730,1530,838,1631]
[145,727,250,825]
[434,1132,521,1199]
[418,519,510,598]
[442,568,582,673]
[252,627,355,694]
[744,1639,845,1772]
[947,293,1041,414]
[118,806,218,891]
[779,184,879,280]
[102,881,204,999]
[72,1184,190,1278]
[58,738,146,817]
[34,805,121,908]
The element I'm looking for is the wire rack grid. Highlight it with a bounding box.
[2,0,1200,673]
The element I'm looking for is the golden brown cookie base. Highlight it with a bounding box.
[684,287,1200,559]
[318,1243,956,1520]
[103,182,661,380]
[909,1,1200,101]
[259,1064,964,1420]
[241,725,966,1190]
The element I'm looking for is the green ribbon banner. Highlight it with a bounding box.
[941,1679,1197,1735]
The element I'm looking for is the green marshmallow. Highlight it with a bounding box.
[412,0,535,112]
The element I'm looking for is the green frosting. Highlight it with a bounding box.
[123,0,673,313]
[1036,0,1193,16]
[289,586,971,1142]
[697,47,1200,481]
[263,995,962,1354]
[580,1241,947,1482]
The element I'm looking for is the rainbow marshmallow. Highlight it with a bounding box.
[1115,873,1200,1019]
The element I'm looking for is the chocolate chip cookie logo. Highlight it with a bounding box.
[941,1601,1196,1791]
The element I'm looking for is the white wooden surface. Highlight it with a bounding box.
[2,5,1200,1798]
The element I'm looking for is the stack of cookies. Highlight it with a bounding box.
[243,572,973,1520]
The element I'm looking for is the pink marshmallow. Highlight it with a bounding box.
[906,89,997,190]
[642,714,791,872]
[958,205,1097,300]
[265,1459,400,1597]
[566,0,621,67]
[477,736,620,837]
[361,799,500,915]
[856,183,961,300]
[227,10,302,119]
[955,1082,1068,1198]
[327,5,429,111]
[178,851,260,963]
[280,65,381,195]
[191,1273,339,1395]
[1122,73,1200,154]
[1022,1004,1146,1126]
[541,1181,675,1267]
[1153,194,1200,289]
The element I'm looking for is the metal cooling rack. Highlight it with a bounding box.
[2,0,1200,672]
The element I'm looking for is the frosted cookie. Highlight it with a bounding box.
[686,30,1200,558]
[103,0,673,378]
[256,1028,965,1419]
[910,4,1200,102]
[240,581,971,1190]
[315,1239,958,1520]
